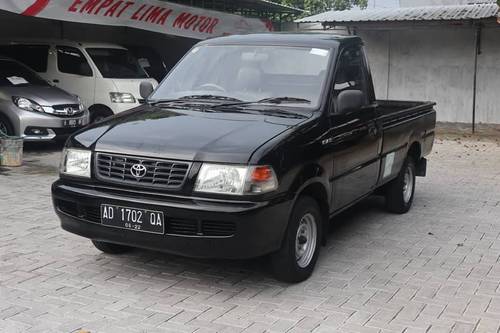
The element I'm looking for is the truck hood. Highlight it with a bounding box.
[73,106,309,163]
[2,85,79,106]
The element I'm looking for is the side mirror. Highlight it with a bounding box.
[140,81,154,99]
[337,90,365,114]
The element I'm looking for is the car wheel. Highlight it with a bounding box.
[89,106,113,123]
[385,156,416,214]
[92,240,132,254]
[0,116,13,136]
[270,196,323,283]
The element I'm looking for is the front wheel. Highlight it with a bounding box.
[385,156,416,214]
[0,116,13,136]
[270,196,323,283]
[92,240,132,254]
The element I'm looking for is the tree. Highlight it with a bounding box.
[279,0,368,14]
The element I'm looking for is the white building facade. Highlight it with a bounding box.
[296,2,500,128]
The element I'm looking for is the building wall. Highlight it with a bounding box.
[475,28,500,124]
[358,25,500,125]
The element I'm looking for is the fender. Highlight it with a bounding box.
[288,163,331,222]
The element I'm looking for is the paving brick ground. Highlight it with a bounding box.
[1,136,500,333]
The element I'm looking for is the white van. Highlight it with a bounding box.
[0,40,158,122]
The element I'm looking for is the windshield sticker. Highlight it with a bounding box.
[6,76,29,85]
[310,48,329,57]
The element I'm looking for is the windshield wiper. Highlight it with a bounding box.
[150,95,242,105]
[217,96,311,108]
[212,104,307,119]
[256,97,311,104]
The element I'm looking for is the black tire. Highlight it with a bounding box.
[0,115,14,136]
[92,240,132,254]
[89,106,113,123]
[385,156,416,214]
[270,196,323,283]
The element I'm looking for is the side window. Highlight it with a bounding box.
[333,47,369,111]
[0,45,49,72]
[56,46,93,76]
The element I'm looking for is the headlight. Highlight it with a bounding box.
[75,95,85,111]
[13,97,44,112]
[110,92,136,103]
[194,164,278,195]
[60,148,92,178]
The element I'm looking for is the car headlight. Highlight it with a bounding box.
[110,92,136,103]
[194,164,278,195]
[60,148,92,178]
[13,97,44,112]
[75,95,85,111]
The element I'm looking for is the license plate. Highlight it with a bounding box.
[101,204,165,235]
[63,119,83,127]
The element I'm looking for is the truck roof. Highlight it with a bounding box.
[200,33,362,49]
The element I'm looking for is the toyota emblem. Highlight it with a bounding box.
[130,163,147,179]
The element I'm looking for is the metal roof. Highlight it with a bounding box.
[168,0,304,15]
[296,3,498,24]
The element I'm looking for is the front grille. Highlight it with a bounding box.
[167,218,236,237]
[56,199,100,223]
[167,218,198,236]
[51,104,84,117]
[202,220,237,237]
[96,153,191,189]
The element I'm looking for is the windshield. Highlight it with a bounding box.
[150,45,332,108]
[86,48,149,79]
[0,60,49,87]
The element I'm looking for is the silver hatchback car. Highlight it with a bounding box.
[0,57,89,141]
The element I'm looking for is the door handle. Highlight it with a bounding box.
[53,79,60,83]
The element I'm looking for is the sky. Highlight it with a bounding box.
[367,0,400,8]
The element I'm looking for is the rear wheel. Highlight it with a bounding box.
[92,240,132,254]
[385,156,416,214]
[270,196,323,283]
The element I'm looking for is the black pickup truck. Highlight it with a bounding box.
[52,34,436,282]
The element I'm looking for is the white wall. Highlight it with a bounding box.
[358,25,500,125]
[475,28,500,124]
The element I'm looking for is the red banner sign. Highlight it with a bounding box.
[1,0,273,39]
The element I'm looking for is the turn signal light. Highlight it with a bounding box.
[251,166,273,182]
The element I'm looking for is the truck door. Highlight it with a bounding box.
[328,46,382,210]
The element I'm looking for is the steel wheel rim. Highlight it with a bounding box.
[403,165,414,203]
[295,213,317,268]
[0,120,8,136]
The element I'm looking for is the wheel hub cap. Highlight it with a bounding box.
[295,213,317,268]
[403,166,414,204]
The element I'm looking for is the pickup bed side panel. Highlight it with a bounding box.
[376,101,436,185]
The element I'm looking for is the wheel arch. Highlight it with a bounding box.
[407,141,422,162]
[291,175,330,246]
[0,112,16,136]
[89,104,114,116]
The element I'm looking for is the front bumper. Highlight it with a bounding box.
[52,180,292,259]
[15,108,90,141]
